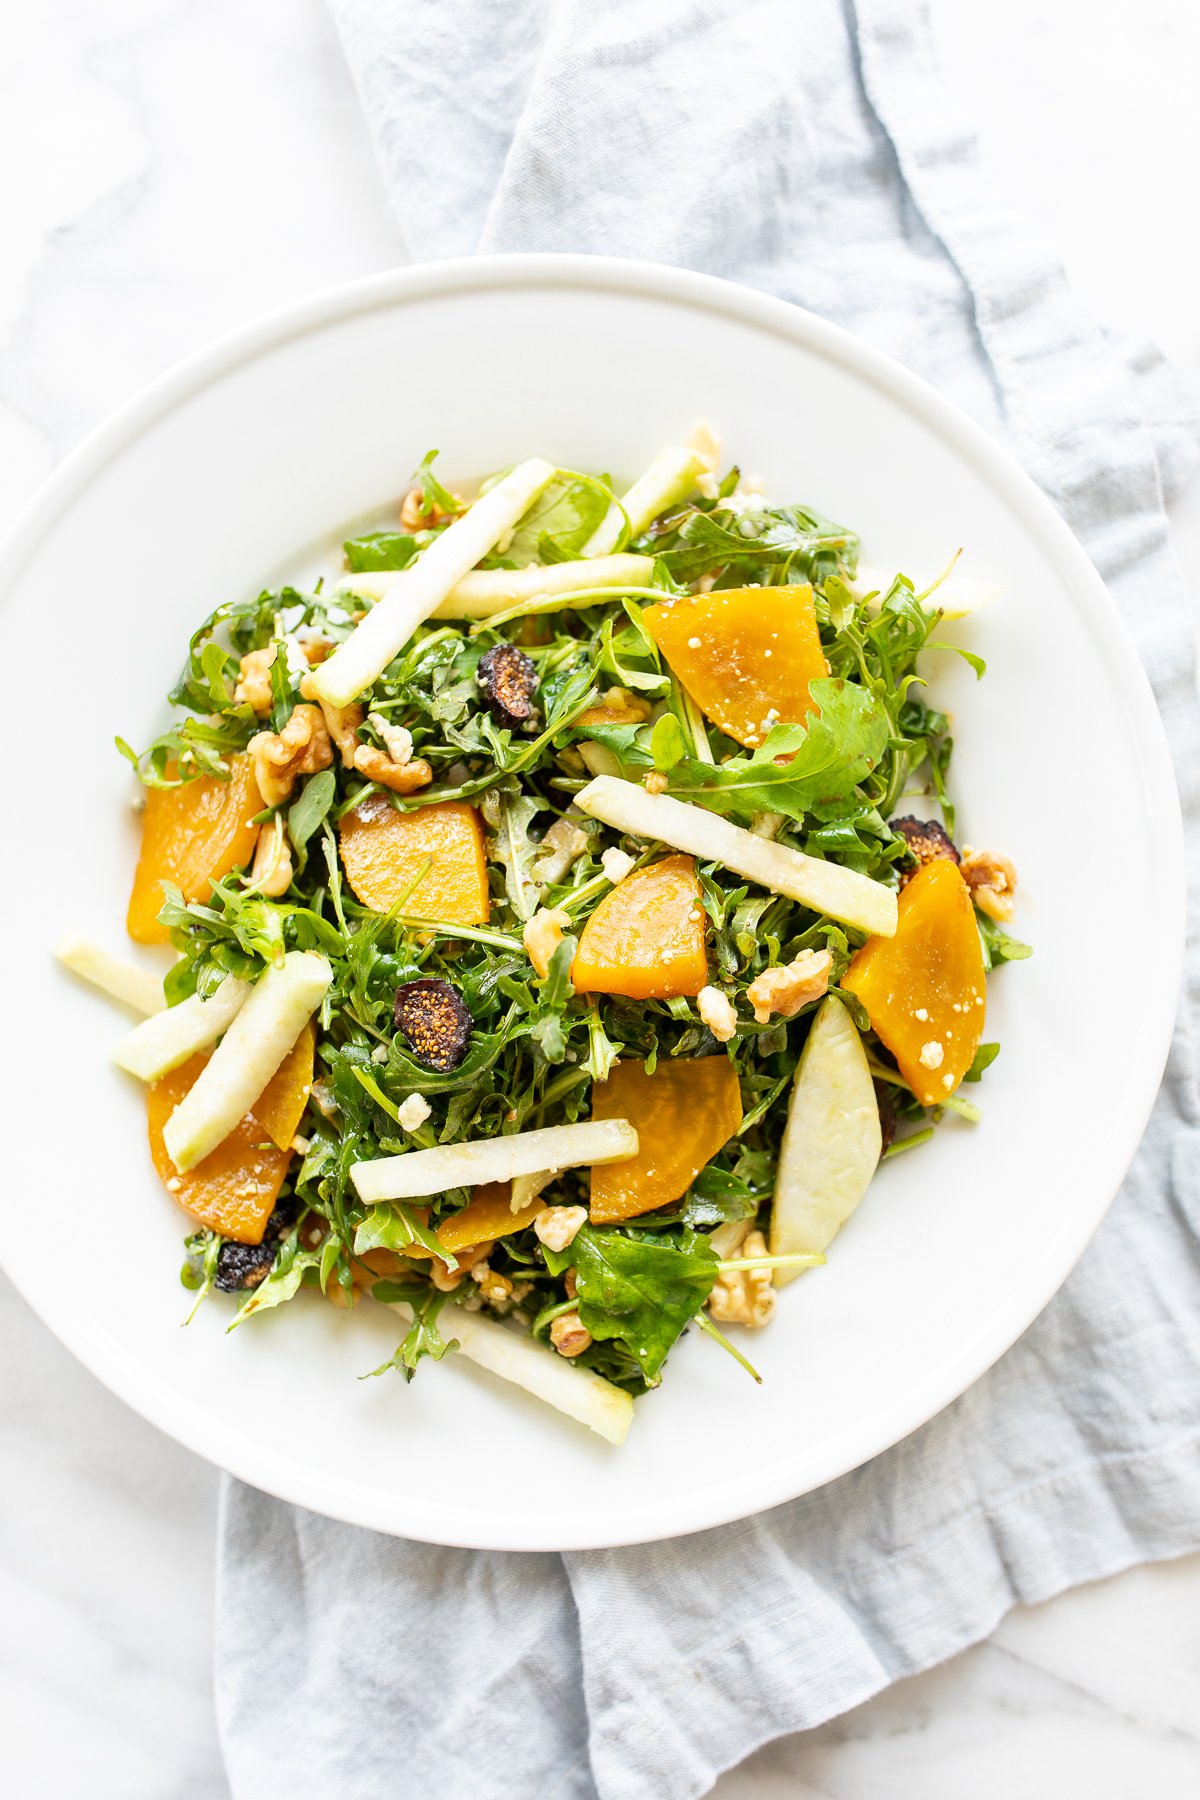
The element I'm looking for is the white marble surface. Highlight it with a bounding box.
[3,2,1200,1795]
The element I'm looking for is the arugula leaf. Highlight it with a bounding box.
[976,913,1033,969]
[663,679,889,821]
[229,1246,323,1327]
[503,471,611,564]
[412,448,461,520]
[553,1226,718,1384]
[353,1203,452,1264]
[287,768,337,853]
[964,1042,1000,1083]
[343,531,422,572]
[653,501,858,585]
[360,1283,459,1383]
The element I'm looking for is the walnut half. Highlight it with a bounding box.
[745,948,831,1025]
[961,846,1018,921]
[707,1228,775,1328]
[248,704,333,807]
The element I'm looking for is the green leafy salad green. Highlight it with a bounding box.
[61,434,1029,1446]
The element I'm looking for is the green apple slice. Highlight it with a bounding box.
[350,1118,638,1205]
[379,1297,633,1445]
[55,933,167,1016]
[575,775,898,937]
[583,438,718,556]
[111,974,252,1081]
[163,950,332,1171]
[770,996,882,1285]
[311,456,556,706]
[342,552,654,618]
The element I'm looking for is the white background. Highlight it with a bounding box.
[2,2,1199,1794]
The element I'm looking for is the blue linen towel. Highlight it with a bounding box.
[216,4,1200,1795]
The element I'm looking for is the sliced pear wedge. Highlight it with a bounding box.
[378,1295,633,1446]
[770,996,881,1285]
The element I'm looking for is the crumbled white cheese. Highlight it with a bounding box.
[913,1007,929,1022]
[918,1040,944,1070]
[600,846,635,884]
[697,985,738,1042]
[371,1044,389,1064]
[687,636,702,648]
[367,712,413,767]
[533,1205,588,1252]
[398,1093,432,1132]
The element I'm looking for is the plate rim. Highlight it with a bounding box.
[0,253,1185,1549]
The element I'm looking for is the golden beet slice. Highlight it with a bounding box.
[404,1183,544,1256]
[253,1020,316,1152]
[339,794,489,924]
[127,755,263,944]
[589,1056,743,1224]
[644,583,828,748]
[147,1051,294,1244]
[841,859,986,1106]
[573,855,707,999]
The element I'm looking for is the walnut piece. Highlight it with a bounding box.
[400,483,460,531]
[300,670,361,767]
[534,1205,588,1252]
[429,1238,492,1293]
[523,906,572,980]
[471,1259,514,1306]
[961,846,1018,921]
[697,984,738,1043]
[235,647,278,716]
[598,685,652,724]
[707,1228,775,1328]
[643,770,670,794]
[745,948,832,1025]
[250,821,293,897]
[353,744,434,794]
[549,1311,593,1357]
[299,672,432,794]
[248,704,333,807]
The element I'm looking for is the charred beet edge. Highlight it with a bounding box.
[393,978,473,1072]
[890,814,960,879]
[214,1239,276,1292]
[477,641,538,729]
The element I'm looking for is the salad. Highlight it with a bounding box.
[57,434,1027,1446]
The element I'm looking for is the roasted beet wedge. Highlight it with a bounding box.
[393,978,473,1072]
[890,814,960,878]
[477,642,538,728]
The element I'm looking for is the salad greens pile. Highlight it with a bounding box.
[120,444,1028,1419]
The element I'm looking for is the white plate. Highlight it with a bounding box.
[0,257,1183,1550]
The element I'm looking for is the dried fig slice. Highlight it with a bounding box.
[393,978,473,1072]
[477,642,538,728]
